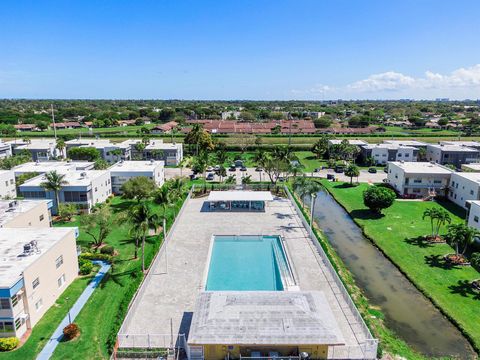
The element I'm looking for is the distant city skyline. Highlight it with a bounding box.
[1,0,479,100]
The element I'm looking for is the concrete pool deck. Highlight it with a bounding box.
[118,195,370,353]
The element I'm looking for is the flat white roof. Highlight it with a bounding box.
[0,227,75,287]
[328,139,368,146]
[462,163,480,171]
[12,161,94,175]
[21,170,109,187]
[109,160,164,173]
[427,144,479,152]
[383,140,427,147]
[389,161,453,174]
[363,143,416,150]
[207,191,274,202]
[11,139,56,150]
[66,139,130,149]
[0,200,50,227]
[451,172,480,182]
[188,291,345,345]
[122,139,181,150]
[440,141,480,147]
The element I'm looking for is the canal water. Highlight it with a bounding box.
[309,191,475,358]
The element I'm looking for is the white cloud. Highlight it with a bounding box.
[346,64,480,93]
[291,83,333,95]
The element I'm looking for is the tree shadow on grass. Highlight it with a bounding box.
[405,236,434,249]
[350,209,384,220]
[110,199,137,213]
[333,182,357,189]
[424,254,459,270]
[99,269,139,289]
[448,280,480,300]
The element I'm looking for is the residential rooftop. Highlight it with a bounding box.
[439,141,480,147]
[188,291,345,346]
[109,160,164,172]
[0,227,76,287]
[12,161,94,175]
[389,161,453,174]
[0,200,51,228]
[363,143,416,150]
[462,163,480,171]
[383,140,427,147]
[66,138,130,149]
[122,139,181,150]
[7,139,56,150]
[451,172,480,182]
[328,139,368,146]
[21,170,109,187]
[427,144,479,152]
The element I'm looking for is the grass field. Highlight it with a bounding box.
[322,181,480,353]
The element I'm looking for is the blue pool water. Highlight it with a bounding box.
[206,235,288,291]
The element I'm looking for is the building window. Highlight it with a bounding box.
[451,181,455,187]
[35,298,43,311]
[57,274,66,288]
[470,190,474,195]
[11,295,18,307]
[0,298,11,310]
[39,214,44,222]
[433,180,442,184]
[405,153,409,157]
[0,321,14,333]
[413,179,422,184]
[14,318,21,330]
[55,255,63,268]
[474,216,479,223]
[32,277,40,289]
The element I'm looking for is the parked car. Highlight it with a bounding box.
[327,174,335,180]
[334,165,345,173]
[229,166,236,172]
[213,165,221,171]
[207,166,213,172]
[255,167,263,172]
[240,166,247,172]
[206,173,215,181]
[189,174,198,180]
[368,168,377,173]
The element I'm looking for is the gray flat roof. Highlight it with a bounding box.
[0,227,75,288]
[207,191,274,202]
[427,144,479,152]
[389,161,452,174]
[0,200,50,227]
[21,170,109,187]
[12,161,94,175]
[109,160,164,173]
[188,291,345,346]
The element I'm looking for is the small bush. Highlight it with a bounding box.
[63,323,80,341]
[472,252,480,271]
[0,337,19,351]
[79,261,93,275]
[100,245,115,256]
[79,252,112,263]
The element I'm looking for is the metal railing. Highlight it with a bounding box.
[284,186,378,360]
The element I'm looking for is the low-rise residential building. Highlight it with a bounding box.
[0,227,78,338]
[12,161,94,178]
[109,160,164,194]
[0,171,16,199]
[0,141,12,159]
[123,140,183,166]
[65,139,131,163]
[150,121,178,134]
[0,200,52,228]
[448,172,480,209]
[426,144,480,168]
[383,140,427,149]
[19,170,111,214]
[461,163,480,172]
[327,139,368,147]
[361,143,417,165]
[387,161,452,198]
[467,200,480,231]
[439,140,480,150]
[7,139,60,161]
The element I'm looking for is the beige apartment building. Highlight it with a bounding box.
[0,170,16,200]
[0,227,78,338]
[0,200,53,228]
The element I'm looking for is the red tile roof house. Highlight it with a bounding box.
[151,121,179,134]
[51,121,82,129]
[14,124,38,132]
[118,120,137,127]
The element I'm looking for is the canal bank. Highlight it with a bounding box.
[311,185,477,359]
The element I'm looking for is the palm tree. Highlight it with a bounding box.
[242,175,252,185]
[154,185,173,218]
[423,208,439,239]
[129,203,160,272]
[168,177,187,201]
[344,164,360,185]
[288,161,304,180]
[306,179,324,235]
[128,227,142,259]
[434,209,451,238]
[56,138,66,158]
[445,223,478,258]
[293,175,310,206]
[40,171,68,215]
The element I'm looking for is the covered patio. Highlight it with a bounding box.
[207,191,273,212]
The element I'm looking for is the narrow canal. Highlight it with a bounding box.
[309,190,475,358]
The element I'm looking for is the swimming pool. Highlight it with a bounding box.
[205,235,294,291]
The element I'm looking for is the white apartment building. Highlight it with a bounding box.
[448,172,480,209]
[122,139,183,166]
[0,171,16,199]
[7,139,61,161]
[361,144,417,165]
[387,161,452,198]
[0,227,78,338]
[109,160,165,194]
[426,144,480,168]
[327,139,368,148]
[12,161,94,178]
[65,139,131,163]
[439,140,480,150]
[383,140,427,149]
[0,199,52,228]
[19,170,111,214]
[0,141,12,159]
[467,200,480,231]
[461,163,480,172]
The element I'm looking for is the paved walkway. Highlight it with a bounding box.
[36,261,111,360]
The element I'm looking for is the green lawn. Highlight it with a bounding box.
[294,151,325,172]
[322,181,480,353]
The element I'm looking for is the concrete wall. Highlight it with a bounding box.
[0,171,16,199]
[22,229,78,329]
[467,202,480,231]
[387,164,451,197]
[199,344,329,360]
[448,173,480,209]
[2,202,51,228]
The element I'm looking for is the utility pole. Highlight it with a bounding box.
[164,218,168,273]
[51,104,57,141]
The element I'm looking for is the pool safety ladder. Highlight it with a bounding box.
[273,237,297,289]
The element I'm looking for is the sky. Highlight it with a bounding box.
[1,0,479,100]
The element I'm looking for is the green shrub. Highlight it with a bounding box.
[100,245,115,256]
[63,323,80,341]
[79,252,112,263]
[79,261,93,275]
[471,252,480,271]
[0,337,19,351]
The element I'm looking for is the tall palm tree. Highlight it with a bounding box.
[154,185,173,218]
[293,175,310,206]
[423,208,439,239]
[129,203,160,272]
[445,223,478,258]
[169,177,186,201]
[40,171,68,215]
[56,138,66,158]
[434,209,451,238]
[306,179,324,235]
